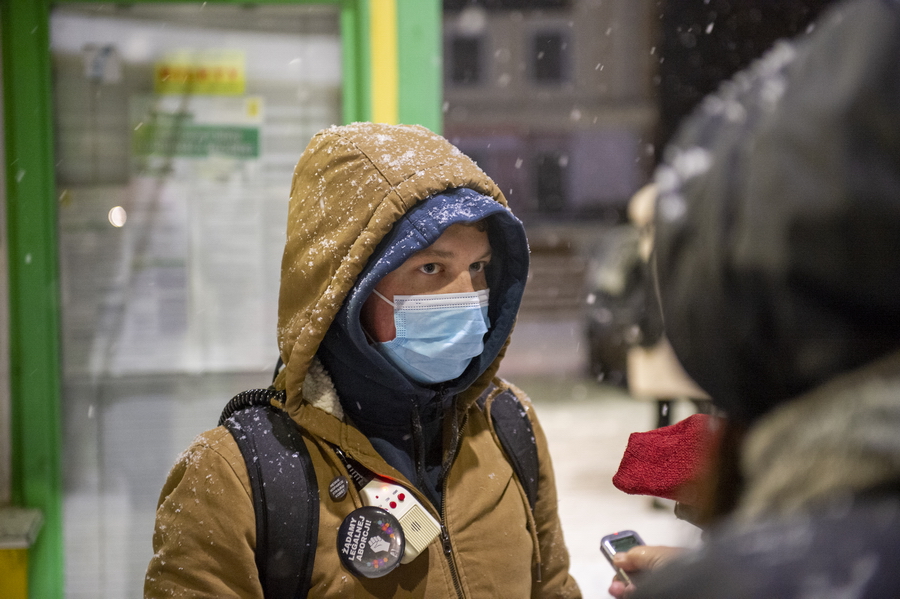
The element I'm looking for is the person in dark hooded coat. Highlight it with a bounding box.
[610,0,900,597]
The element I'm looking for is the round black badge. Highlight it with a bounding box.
[337,506,405,578]
[329,476,349,501]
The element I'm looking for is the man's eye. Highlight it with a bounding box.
[419,263,439,274]
[470,262,486,273]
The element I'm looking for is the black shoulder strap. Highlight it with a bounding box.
[477,385,540,511]
[221,390,318,599]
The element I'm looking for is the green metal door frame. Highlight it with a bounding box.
[0,0,440,596]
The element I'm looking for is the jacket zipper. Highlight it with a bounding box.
[439,401,467,599]
[440,496,465,599]
[413,385,466,598]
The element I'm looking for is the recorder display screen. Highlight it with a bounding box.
[610,536,641,553]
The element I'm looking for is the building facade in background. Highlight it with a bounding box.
[443,0,659,225]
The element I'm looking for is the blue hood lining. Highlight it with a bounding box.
[315,187,528,500]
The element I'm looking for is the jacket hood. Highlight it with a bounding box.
[653,0,900,422]
[275,123,522,417]
[317,188,528,427]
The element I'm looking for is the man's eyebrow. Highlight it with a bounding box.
[415,247,493,261]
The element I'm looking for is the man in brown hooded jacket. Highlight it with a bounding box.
[144,122,581,598]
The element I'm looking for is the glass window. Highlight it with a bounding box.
[450,36,483,85]
[535,150,567,213]
[50,4,341,597]
[532,31,568,84]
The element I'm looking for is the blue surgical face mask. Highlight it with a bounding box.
[370,289,491,385]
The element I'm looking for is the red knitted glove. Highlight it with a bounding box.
[612,413,713,503]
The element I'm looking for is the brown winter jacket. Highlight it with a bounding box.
[144,123,581,598]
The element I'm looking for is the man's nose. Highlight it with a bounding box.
[443,270,478,294]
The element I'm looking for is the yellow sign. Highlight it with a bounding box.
[154,49,246,96]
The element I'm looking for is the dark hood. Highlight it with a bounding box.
[653,0,900,422]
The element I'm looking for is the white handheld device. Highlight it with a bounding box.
[360,477,441,563]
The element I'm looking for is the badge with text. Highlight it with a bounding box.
[329,475,349,501]
[337,506,405,578]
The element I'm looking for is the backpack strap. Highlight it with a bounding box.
[221,389,318,599]
[477,384,540,511]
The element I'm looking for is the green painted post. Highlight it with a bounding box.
[341,0,373,124]
[1,0,65,596]
[397,0,442,133]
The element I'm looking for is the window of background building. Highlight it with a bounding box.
[450,35,483,85]
[535,150,567,213]
[532,31,568,84]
